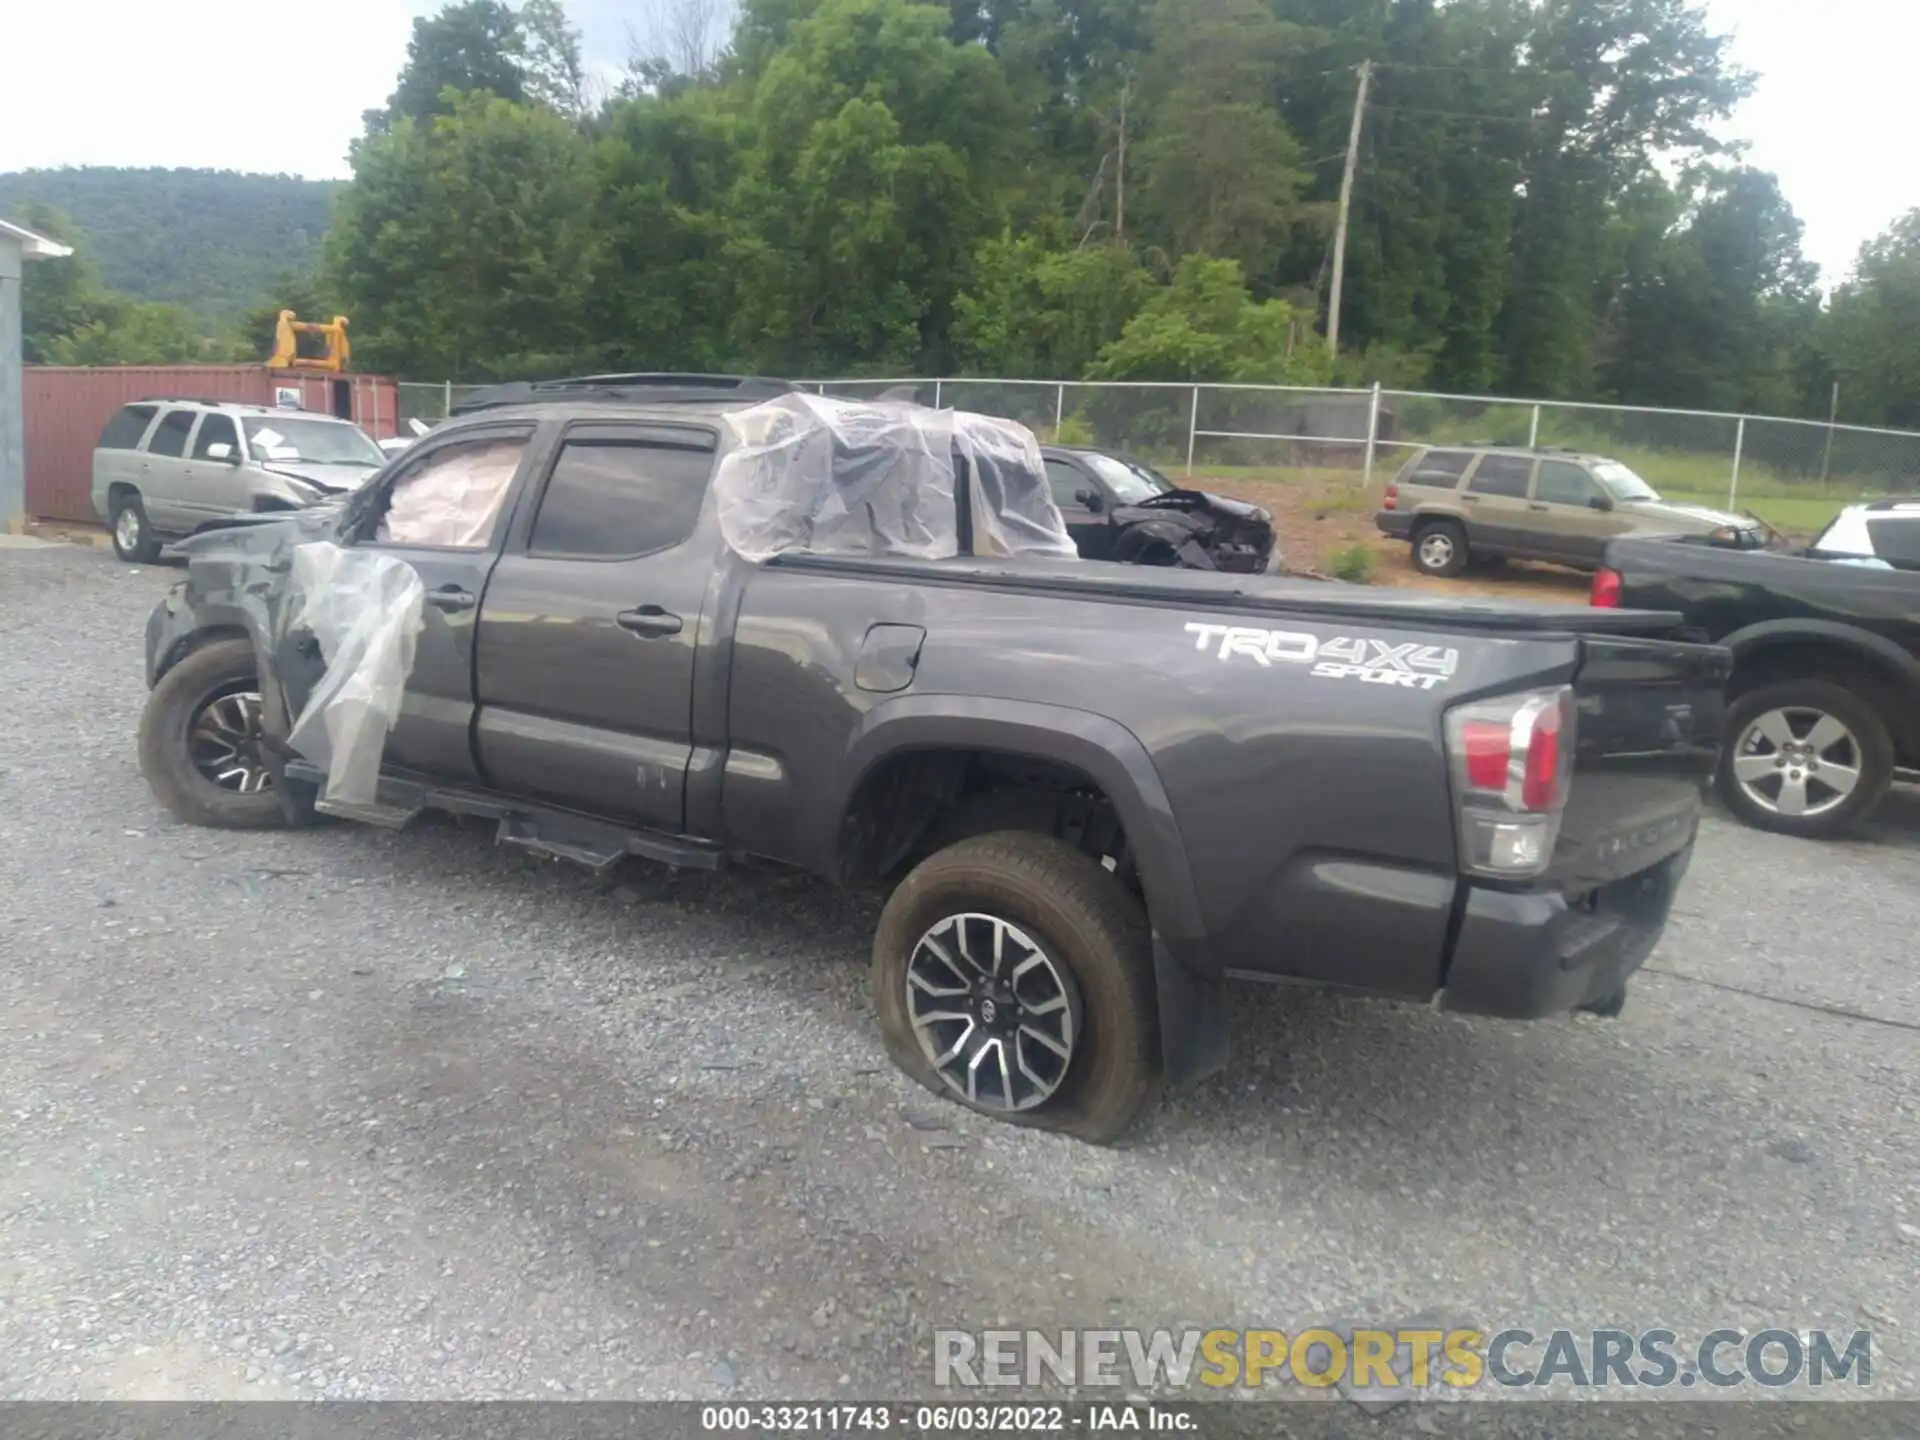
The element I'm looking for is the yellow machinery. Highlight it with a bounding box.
[268,310,352,372]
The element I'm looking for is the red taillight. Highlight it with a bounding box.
[1591,567,1622,608]
[1459,720,1512,790]
[1445,687,1575,878]
[1520,698,1564,810]
[1382,484,1399,512]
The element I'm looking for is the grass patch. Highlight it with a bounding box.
[1328,545,1376,583]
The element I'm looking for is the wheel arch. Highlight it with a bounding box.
[1724,620,1920,758]
[832,697,1206,951]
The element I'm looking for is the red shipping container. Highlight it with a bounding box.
[24,365,401,523]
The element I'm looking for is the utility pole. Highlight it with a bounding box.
[1327,58,1372,358]
[1114,72,1132,243]
[1818,379,1841,490]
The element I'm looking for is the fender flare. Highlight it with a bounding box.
[836,695,1227,1088]
[836,694,1206,948]
[1723,618,1920,699]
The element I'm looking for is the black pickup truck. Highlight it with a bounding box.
[1596,500,1920,839]
[136,376,1730,1141]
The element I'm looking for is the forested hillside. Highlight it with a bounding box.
[0,168,338,326]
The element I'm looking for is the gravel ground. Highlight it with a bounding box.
[2,542,1917,1410]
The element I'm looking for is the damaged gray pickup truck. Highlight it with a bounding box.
[138,374,1731,1141]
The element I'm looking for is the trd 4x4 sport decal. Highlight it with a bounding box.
[1184,622,1460,691]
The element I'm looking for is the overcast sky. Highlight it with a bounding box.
[0,0,1910,286]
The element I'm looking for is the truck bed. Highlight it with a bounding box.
[773,552,1687,636]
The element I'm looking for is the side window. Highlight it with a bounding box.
[98,404,157,451]
[375,435,529,549]
[1535,460,1598,506]
[1409,450,1475,487]
[528,439,715,558]
[1468,454,1533,498]
[1865,517,1920,569]
[191,413,239,460]
[1045,458,1089,510]
[145,409,196,459]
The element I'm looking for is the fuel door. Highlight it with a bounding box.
[854,624,927,694]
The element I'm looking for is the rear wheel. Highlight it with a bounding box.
[110,492,161,563]
[1411,519,1469,577]
[138,638,291,829]
[1718,679,1894,839]
[871,832,1162,1144]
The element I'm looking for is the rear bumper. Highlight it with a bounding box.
[1375,512,1415,540]
[1438,843,1692,1019]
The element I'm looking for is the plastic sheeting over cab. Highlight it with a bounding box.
[712,393,1079,564]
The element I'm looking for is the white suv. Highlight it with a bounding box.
[92,399,387,562]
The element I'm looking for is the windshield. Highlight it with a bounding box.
[1590,459,1661,503]
[1081,451,1172,504]
[242,417,385,466]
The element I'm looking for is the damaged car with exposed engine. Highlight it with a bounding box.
[137,373,1731,1143]
[1041,444,1276,571]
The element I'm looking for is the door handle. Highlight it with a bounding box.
[1528,503,1549,511]
[618,605,684,638]
[1460,495,1480,504]
[426,585,477,613]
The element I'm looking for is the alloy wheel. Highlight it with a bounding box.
[187,686,274,795]
[115,507,142,554]
[1730,707,1862,819]
[1418,532,1455,570]
[905,912,1081,1113]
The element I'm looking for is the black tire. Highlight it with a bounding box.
[1411,518,1469,577]
[871,831,1162,1144]
[1717,679,1895,839]
[110,491,162,564]
[138,638,290,830]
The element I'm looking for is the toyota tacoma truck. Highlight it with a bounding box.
[136,375,1731,1142]
[1596,500,1920,839]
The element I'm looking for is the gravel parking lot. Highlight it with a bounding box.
[2,540,1917,1407]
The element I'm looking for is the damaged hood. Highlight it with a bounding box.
[1117,488,1271,525]
[260,460,380,495]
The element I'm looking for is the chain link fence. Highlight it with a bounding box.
[395,377,1920,534]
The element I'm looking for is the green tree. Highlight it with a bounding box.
[586,87,742,371]
[1133,0,1314,281]
[518,0,591,116]
[15,205,94,363]
[1090,254,1321,383]
[953,235,1150,377]
[1825,211,1920,429]
[328,92,597,378]
[725,0,1016,372]
[379,0,529,127]
[1599,168,1820,414]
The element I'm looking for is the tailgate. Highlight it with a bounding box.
[1549,633,1731,890]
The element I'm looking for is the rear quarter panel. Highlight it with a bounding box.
[721,564,1588,993]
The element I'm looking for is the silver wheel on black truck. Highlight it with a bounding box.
[871,831,1162,1144]
[1718,679,1895,839]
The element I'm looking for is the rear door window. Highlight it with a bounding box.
[145,409,196,459]
[98,404,157,450]
[1467,454,1533,498]
[1407,450,1475,488]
